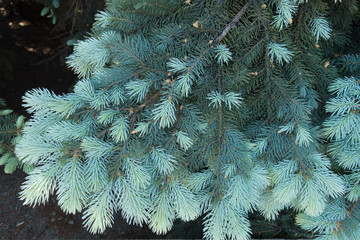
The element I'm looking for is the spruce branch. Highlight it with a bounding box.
[290,135,308,172]
[128,90,162,132]
[335,198,360,233]
[215,0,252,43]
[272,77,301,111]
[215,71,223,199]
[107,44,145,65]
[263,20,273,122]
[126,90,162,116]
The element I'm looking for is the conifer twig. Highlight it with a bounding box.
[215,0,252,42]
[131,90,162,115]
[336,198,360,232]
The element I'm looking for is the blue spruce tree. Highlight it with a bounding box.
[13,0,360,239]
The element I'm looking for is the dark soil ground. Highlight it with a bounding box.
[0,166,166,239]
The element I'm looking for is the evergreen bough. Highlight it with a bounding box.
[295,54,360,239]
[0,99,31,174]
[14,0,360,239]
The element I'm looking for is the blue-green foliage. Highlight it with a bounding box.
[270,0,297,31]
[296,198,360,240]
[299,55,360,239]
[0,99,32,174]
[13,0,360,239]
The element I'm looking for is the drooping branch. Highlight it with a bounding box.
[215,0,252,43]
[335,198,360,233]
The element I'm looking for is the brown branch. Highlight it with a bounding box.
[214,71,223,199]
[264,21,272,122]
[188,48,211,73]
[114,17,140,26]
[108,45,145,65]
[335,198,360,233]
[126,90,162,133]
[131,90,162,115]
[215,0,252,43]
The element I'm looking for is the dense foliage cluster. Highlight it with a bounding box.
[0,99,30,173]
[9,0,360,239]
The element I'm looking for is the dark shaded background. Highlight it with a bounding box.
[0,0,77,115]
